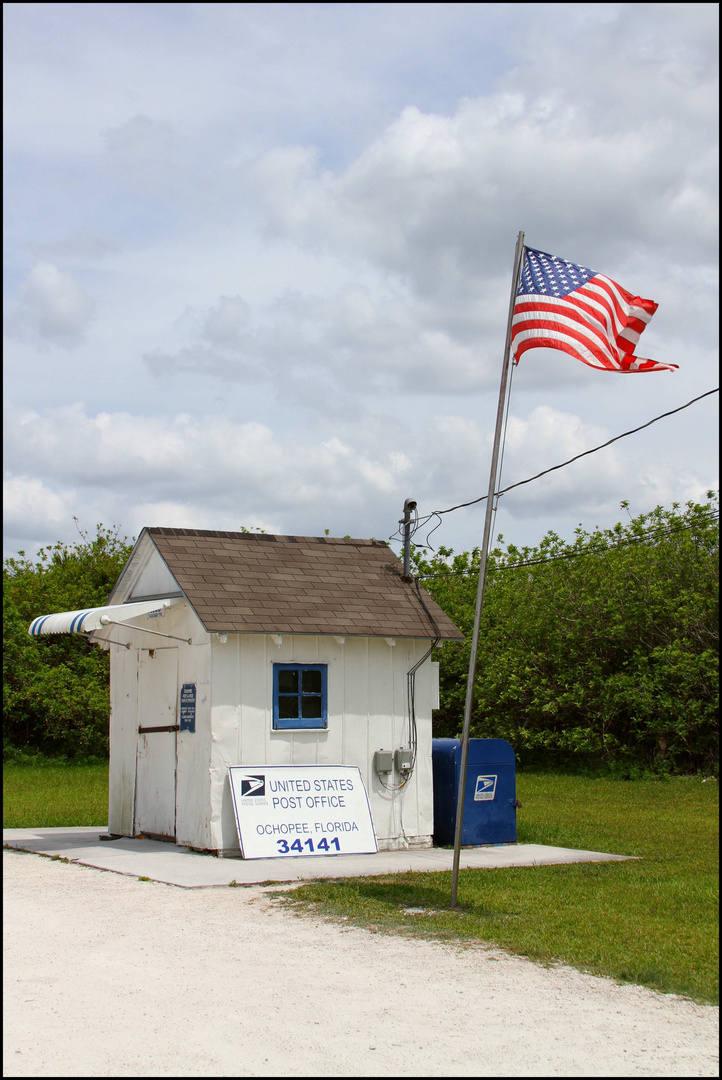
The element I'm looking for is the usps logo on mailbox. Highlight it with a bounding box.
[474,774,497,801]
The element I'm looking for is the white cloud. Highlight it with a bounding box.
[2,4,718,560]
[143,281,515,397]
[202,295,250,346]
[3,403,413,506]
[3,477,74,540]
[5,262,95,346]
[494,403,715,524]
[144,345,263,384]
[500,407,627,511]
[253,87,716,297]
[7,395,712,559]
[240,3,717,323]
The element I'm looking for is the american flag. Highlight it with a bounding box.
[512,247,677,373]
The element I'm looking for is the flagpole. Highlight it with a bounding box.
[450,230,526,908]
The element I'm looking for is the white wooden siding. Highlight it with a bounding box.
[209,634,435,854]
[108,645,138,835]
[134,649,178,838]
[110,613,436,854]
[108,599,212,847]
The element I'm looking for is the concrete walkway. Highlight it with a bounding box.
[3,827,635,888]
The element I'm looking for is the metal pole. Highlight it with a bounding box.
[450,230,525,907]
[401,498,417,580]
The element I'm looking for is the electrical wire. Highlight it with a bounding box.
[382,389,717,814]
[420,510,719,579]
[406,580,441,773]
[416,509,719,581]
[497,388,718,502]
[401,387,718,550]
[377,580,441,795]
[382,387,717,796]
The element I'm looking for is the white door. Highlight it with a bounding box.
[134,650,178,840]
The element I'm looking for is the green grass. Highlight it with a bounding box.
[3,762,109,828]
[274,773,719,1005]
[3,763,717,1003]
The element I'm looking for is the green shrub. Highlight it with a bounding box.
[3,523,134,759]
[416,495,719,773]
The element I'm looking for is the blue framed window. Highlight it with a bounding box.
[273,664,328,730]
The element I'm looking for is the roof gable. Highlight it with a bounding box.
[133,528,463,640]
[124,536,183,601]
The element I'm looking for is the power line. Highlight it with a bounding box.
[416,509,719,580]
[498,388,719,501]
[391,387,719,550]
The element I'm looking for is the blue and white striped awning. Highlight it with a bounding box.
[28,597,182,636]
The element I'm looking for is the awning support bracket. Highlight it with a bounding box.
[99,618,191,645]
[88,634,131,650]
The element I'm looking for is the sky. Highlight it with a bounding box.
[3,2,719,563]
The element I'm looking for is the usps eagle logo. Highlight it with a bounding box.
[239,775,266,798]
[474,775,497,802]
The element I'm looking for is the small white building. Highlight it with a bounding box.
[29,528,463,855]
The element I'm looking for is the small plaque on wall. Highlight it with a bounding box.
[179,683,196,732]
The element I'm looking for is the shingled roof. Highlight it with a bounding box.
[143,528,464,641]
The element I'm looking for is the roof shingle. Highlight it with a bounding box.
[145,528,464,640]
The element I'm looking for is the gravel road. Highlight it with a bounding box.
[3,849,718,1077]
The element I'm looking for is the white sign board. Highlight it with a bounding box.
[228,765,378,860]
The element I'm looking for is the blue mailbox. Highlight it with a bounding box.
[432,738,518,846]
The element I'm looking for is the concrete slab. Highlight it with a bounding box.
[3,827,636,888]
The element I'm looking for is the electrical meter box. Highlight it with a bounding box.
[373,750,394,775]
[395,747,413,773]
[431,738,517,846]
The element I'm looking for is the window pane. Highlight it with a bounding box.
[301,695,323,719]
[278,696,299,720]
[302,670,322,694]
[278,670,298,694]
